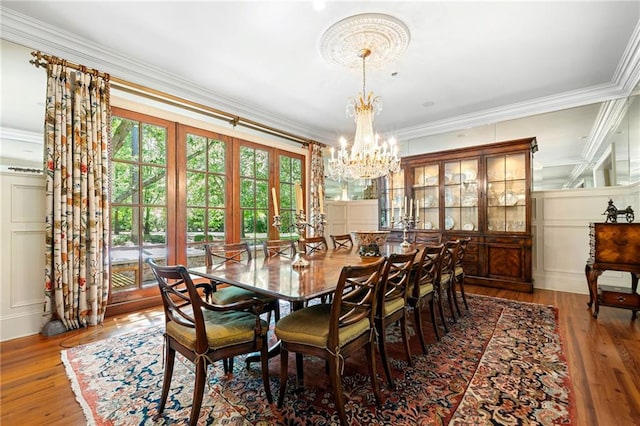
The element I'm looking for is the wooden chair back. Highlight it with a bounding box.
[330,234,354,250]
[413,243,445,298]
[328,258,386,348]
[379,250,419,313]
[263,239,296,258]
[302,236,329,255]
[204,242,252,267]
[413,231,442,245]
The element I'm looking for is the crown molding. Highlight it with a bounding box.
[0,127,42,144]
[0,7,334,143]
[2,6,638,146]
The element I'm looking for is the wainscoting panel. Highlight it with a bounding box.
[0,172,46,341]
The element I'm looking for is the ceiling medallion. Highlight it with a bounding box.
[320,13,410,69]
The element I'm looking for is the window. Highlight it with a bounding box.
[239,144,270,251]
[182,128,229,267]
[109,107,305,311]
[109,110,176,304]
[278,154,303,240]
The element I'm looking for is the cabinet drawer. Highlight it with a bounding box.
[598,285,640,308]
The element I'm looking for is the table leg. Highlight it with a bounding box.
[585,265,603,318]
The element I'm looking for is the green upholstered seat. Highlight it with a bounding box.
[275,304,370,349]
[211,286,275,305]
[167,310,267,350]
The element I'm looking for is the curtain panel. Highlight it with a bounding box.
[43,62,111,330]
[309,142,325,236]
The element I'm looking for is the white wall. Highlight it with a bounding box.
[325,200,379,238]
[531,183,640,294]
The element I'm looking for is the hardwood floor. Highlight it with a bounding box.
[1,285,639,425]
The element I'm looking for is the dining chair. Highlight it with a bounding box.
[263,239,297,259]
[453,237,471,312]
[147,259,272,426]
[275,258,386,426]
[330,233,353,250]
[301,235,329,255]
[375,250,418,389]
[413,231,442,245]
[408,243,444,351]
[438,240,460,329]
[203,242,280,328]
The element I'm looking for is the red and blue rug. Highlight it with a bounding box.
[62,294,575,425]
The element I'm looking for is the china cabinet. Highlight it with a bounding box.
[379,137,537,292]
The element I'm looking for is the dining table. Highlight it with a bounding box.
[187,242,423,373]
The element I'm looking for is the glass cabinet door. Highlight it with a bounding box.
[413,163,439,230]
[444,159,479,231]
[381,170,405,229]
[486,153,527,232]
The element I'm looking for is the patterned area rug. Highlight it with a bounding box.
[62,294,575,425]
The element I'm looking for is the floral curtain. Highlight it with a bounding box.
[43,60,111,330]
[309,142,325,236]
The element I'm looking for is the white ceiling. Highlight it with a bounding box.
[1,1,639,189]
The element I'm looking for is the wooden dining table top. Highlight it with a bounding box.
[188,243,422,305]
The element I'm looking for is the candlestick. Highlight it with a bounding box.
[409,198,413,217]
[271,187,279,216]
[294,183,303,213]
[404,196,408,216]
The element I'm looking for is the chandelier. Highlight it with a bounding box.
[321,13,409,182]
[327,49,401,181]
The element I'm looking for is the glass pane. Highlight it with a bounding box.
[208,175,225,207]
[187,207,205,235]
[255,150,268,179]
[280,155,291,181]
[240,146,255,177]
[186,171,206,207]
[112,162,137,204]
[256,208,268,237]
[186,133,207,170]
[142,165,166,205]
[240,179,255,208]
[110,246,139,291]
[505,153,526,180]
[256,180,268,209]
[111,118,138,162]
[208,139,225,173]
[112,206,139,245]
[187,244,206,268]
[242,209,255,239]
[281,183,293,210]
[208,209,225,235]
[141,124,166,165]
[142,207,166,245]
[292,158,302,178]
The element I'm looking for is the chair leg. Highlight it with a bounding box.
[458,275,469,310]
[413,304,430,353]
[329,353,348,426]
[400,315,412,367]
[428,299,441,341]
[365,340,382,406]
[155,341,175,419]
[274,301,281,323]
[436,290,449,333]
[449,279,461,318]
[260,340,273,403]
[189,356,208,426]
[376,318,394,389]
[277,348,289,408]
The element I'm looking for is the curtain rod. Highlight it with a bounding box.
[30,51,324,148]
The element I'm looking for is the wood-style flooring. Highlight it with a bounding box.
[1,285,639,425]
